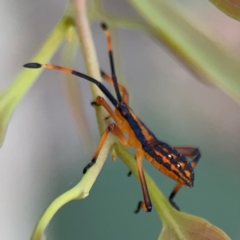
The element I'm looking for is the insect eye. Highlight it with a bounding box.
[168,154,173,159]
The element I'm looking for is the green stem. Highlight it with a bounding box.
[32,0,112,238]
[73,0,106,134]
[31,135,115,240]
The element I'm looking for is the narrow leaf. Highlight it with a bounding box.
[210,0,240,21]
[128,0,240,104]
[0,16,73,146]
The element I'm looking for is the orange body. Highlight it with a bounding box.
[114,105,194,187]
[23,22,200,212]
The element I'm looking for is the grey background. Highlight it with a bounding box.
[0,0,240,239]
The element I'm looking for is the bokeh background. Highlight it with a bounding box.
[1,0,240,239]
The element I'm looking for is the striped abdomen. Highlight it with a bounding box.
[143,141,194,187]
[117,103,194,187]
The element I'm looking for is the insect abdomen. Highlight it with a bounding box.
[144,143,194,187]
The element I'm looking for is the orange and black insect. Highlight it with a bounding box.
[24,23,201,213]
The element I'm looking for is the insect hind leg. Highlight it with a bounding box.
[133,152,152,213]
[169,147,201,210]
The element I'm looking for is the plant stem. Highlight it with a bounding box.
[74,0,106,134]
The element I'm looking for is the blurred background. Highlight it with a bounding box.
[0,0,240,239]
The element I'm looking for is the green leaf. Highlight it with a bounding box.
[209,0,240,21]
[0,15,73,146]
[159,211,230,240]
[128,0,240,104]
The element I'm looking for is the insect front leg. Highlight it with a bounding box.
[169,147,201,210]
[83,123,129,174]
[91,96,122,125]
[91,95,128,162]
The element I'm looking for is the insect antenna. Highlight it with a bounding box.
[23,63,118,107]
[101,23,122,103]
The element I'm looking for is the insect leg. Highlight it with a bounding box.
[83,123,128,174]
[169,183,182,210]
[134,152,152,213]
[101,70,129,104]
[91,96,122,125]
[91,96,133,162]
[174,147,201,169]
[169,147,201,210]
